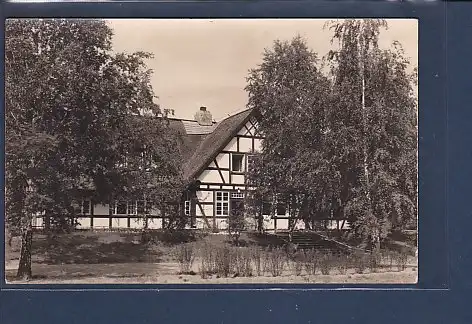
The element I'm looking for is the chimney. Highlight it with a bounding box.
[194,106,213,126]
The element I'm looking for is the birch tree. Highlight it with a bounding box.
[326,19,417,251]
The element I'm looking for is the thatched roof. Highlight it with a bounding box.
[182,109,254,181]
[79,109,254,191]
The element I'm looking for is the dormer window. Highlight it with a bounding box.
[231,153,244,173]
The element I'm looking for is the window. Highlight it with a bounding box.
[215,191,229,216]
[128,201,137,215]
[231,154,244,172]
[184,201,191,216]
[231,192,245,199]
[137,200,146,214]
[82,200,90,215]
[276,204,287,216]
[74,199,90,215]
[116,201,127,215]
[262,201,272,215]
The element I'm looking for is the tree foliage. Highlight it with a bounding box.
[245,36,332,232]
[246,22,417,247]
[326,19,417,247]
[5,19,183,278]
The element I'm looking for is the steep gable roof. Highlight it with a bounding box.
[182,109,254,181]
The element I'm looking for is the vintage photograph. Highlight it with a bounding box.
[5,19,418,284]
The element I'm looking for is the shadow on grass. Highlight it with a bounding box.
[32,233,164,265]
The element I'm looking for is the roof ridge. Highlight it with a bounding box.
[215,108,252,123]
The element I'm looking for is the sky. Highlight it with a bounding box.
[109,19,418,121]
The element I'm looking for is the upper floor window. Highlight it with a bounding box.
[231,153,244,173]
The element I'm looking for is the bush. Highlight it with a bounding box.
[234,248,253,277]
[395,250,408,271]
[251,246,263,276]
[319,252,334,275]
[303,249,319,276]
[290,251,304,276]
[174,243,196,274]
[334,253,349,275]
[214,245,234,277]
[368,252,381,273]
[352,250,368,274]
[267,246,285,277]
[199,242,216,278]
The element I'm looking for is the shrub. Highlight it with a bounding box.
[320,252,334,275]
[395,250,408,271]
[368,252,381,273]
[290,251,304,276]
[262,249,272,274]
[227,208,246,246]
[215,245,234,277]
[251,246,263,276]
[233,248,253,277]
[199,242,216,277]
[267,246,285,277]
[174,243,196,274]
[352,250,368,274]
[334,253,349,275]
[303,249,319,276]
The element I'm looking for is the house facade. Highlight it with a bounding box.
[33,107,346,232]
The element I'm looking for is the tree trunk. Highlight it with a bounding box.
[17,224,33,280]
[359,22,380,249]
[257,205,263,233]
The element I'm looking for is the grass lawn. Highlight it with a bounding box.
[5,230,417,284]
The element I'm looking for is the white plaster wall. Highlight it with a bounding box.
[231,174,245,184]
[276,218,289,230]
[197,190,213,202]
[129,218,144,229]
[254,138,262,152]
[147,218,162,229]
[93,218,109,228]
[226,138,238,152]
[77,217,91,229]
[112,218,125,228]
[215,218,228,231]
[199,169,224,183]
[239,137,252,152]
[263,216,275,230]
[215,153,229,168]
[196,204,213,218]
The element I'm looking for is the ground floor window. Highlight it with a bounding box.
[215,191,229,216]
[137,200,147,214]
[74,199,91,215]
[231,192,245,199]
[184,200,191,215]
[111,201,143,215]
[82,200,91,215]
[276,204,287,216]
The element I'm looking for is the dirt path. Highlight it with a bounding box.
[5,261,417,284]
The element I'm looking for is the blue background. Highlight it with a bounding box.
[1,1,470,323]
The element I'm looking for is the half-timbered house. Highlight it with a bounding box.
[33,106,346,232]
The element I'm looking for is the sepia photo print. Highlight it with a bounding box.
[5,19,418,284]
